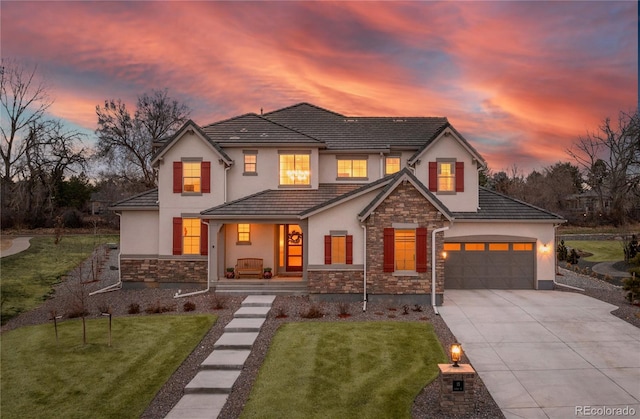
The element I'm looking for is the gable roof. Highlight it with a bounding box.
[109,189,159,211]
[407,124,486,167]
[263,102,450,151]
[201,112,323,146]
[452,188,565,222]
[152,120,232,165]
[358,168,454,222]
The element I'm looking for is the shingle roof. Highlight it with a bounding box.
[109,189,159,210]
[201,184,366,218]
[263,103,449,150]
[452,188,565,221]
[201,113,322,146]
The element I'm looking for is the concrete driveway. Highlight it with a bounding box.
[439,290,640,419]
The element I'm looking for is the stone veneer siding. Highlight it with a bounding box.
[121,258,207,283]
[364,182,446,296]
[308,270,364,294]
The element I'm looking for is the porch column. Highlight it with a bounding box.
[299,219,309,281]
[208,223,223,283]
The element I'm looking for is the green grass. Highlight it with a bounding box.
[564,240,625,262]
[1,314,216,419]
[0,235,118,323]
[241,322,446,419]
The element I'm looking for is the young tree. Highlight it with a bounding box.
[95,89,191,188]
[567,110,640,225]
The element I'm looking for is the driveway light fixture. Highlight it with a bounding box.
[450,342,462,367]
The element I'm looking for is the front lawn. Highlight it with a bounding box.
[564,240,625,262]
[241,322,446,419]
[1,314,216,419]
[1,235,118,323]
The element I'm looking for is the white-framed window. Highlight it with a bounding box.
[244,151,257,175]
[337,158,367,179]
[385,156,401,175]
[438,161,455,192]
[182,218,201,255]
[279,153,310,185]
[237,223,251,244]
[183,162,201,192]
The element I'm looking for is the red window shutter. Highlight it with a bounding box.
[346,235,353,265]
[455,162,464,192]
[383,228,395,272]
[201,161,211,193]
[173,162,183,193]
[416,227,428,272]
[428,162,437,191]
[172,217,182,255]
[324,235,332,264]
[200,221,208,256]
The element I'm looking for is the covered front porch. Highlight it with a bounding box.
[206,220,309,284]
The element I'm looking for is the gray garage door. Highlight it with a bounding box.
[444,241,535,289]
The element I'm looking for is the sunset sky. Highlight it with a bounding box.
[2,1,638,174]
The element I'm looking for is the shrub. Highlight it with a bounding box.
[412,304,423,312]
[210,294,228,310]
[183,301,196,312]
[402,305,410,315]
[337,302,350,318]
[145,301,176,314]
[622,275,640,303]
[127,303,141,314]
[275,307,288,318]
[300,303,324,319]
[567,248,580,265]
[557,240,568,261]
[66,306,89,319]
[97,303,111,314]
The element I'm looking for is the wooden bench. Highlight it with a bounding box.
[235,258,263,279]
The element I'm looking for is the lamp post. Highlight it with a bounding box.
[450,342,462,367]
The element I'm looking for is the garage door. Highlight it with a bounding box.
[444,241,534,289]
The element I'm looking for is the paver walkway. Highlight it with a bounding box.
[439,290,640,419]
[165,295,275,419]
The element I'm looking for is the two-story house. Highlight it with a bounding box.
[110,103,564,305]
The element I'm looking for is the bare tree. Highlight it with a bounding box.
[95,89,191,188]
[0,59,53,182]
[567,110,640,225]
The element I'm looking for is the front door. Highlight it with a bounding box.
[285,224,303,272]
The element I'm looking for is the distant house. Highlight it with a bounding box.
[110,103,564,304]
[564,190,612,221]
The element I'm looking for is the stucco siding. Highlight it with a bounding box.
[120,210,159,255]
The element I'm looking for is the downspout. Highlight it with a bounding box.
[361,223,367,312]
[431,225,450,314]
[90,213,123,295]
[552,223,584,292]
[379,152,384,178]
[175,220,211,298]
[224,164,231,203]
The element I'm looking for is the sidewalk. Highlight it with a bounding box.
[0,237,32,258]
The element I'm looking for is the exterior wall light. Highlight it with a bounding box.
[442,251,448,259]
[540,243,550,254]
[450,342,462,367]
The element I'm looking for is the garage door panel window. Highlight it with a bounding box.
[513,243,533,251]
[489,243,509,251]
[465,243,485,251]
